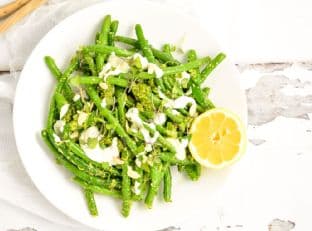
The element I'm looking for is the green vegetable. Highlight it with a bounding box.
[121,150,132,217]
[42,15,223,217]
[83,45,134,57]
[96,15,111,72]
[84,189,98,216]
[197,52,226,85]
[135,24,155,63]
[163,166,172,202]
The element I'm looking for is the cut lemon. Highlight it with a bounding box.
[189,108,246,169]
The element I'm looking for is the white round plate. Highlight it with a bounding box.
[13,1,247,230]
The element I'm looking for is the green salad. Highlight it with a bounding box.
[41,15,225,217]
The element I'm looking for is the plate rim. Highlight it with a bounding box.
[13,1,248,230]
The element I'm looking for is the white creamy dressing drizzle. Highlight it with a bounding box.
[167,138,189,160]
[82,137,120,165]
[125,108,160,145]
[153,112,166,125]
[158,89,197,116]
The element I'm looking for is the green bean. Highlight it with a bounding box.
[46,99,56,133]
[164,109,184,123]
[55,56,78,94]
[116,88,126,128]
[44,56,62,79]
[191,84,215,109]
[73,177,122,199]
[121,150,132,217]
[84,189,98,216]
[114,35,138,46]
[46,132,120,180]
[162,44,171,53]
[151,48,178,64]
[85,86,138,154]
[99,15,111,44]
[96,15,111,72]
[186,49,197,62]
[84,55,97,76]
[135,24,155,63]
[155,125,176,138]
[66,141,120,176]
[44,56,74,102]
[163,166,172,202]
[197,52,226,85]
[134,72,155,80]
[70,76,101,85]
[70,76,128,88]
[54,92,68,111]
[114,35,179,64]
[83,45,134,57]
[159,152,193,166]
[163,57,210,75]
[42,130,115,188]
[58,145,111,179]
[108,20,119,46]
[145,162,166,208]
[143,124,176,153]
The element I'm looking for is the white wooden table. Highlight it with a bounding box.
[0,0,311,230]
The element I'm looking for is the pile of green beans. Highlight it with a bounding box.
[42,15,225,217]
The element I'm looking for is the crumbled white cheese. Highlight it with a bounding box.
[53,120,65,135]
[53,133,61,143]
[127,166,140,179]
[60,104,70,119]
[141,128,159,145]
[99,63,112,78]
[133,181,141,195]
[99,82,108,90]
[167,138,188,160]
[153,112,166,125]
[135,157,142,167]
[82,137,119,165]
[77,111,88,126]
[126,108,143,128]
[99,52,130,79]
[79,126,100,144]
[132,53,148,69]
[147,63,163,78]
[101,98,107,108]
[73,94,81,102]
